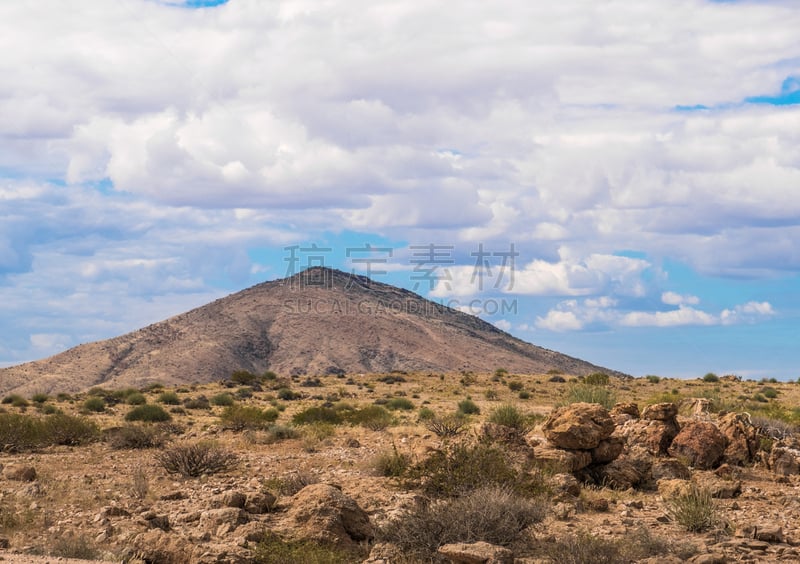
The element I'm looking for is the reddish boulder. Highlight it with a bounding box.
[668,421,727,470]
[718,412,758,465]
[642,403,678,421]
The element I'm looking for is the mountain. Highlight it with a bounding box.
[0,267,625,395]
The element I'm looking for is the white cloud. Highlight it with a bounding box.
[620,306,717,328]
[535,309,584,332]
[721,301,776,325]
[662,291,700,306]
[494,319,512,331]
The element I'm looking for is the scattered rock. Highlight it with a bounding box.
[609,402,640,424]
[650,458,691,482]
[160,491,188,501]
[143,513,170,531]
[623,419,680,456]
[200,508,247,536]
[346,438,361,448]
[668,421,727,469]
[542,403,615,450]
[688,553,727,564]
[217,491,247,509]
[438,541,513,564]
[693,472,741,498]
[481,422,530,450]
[3,465,36,482]
[285,483,373,548]
[768,445,800,475]
[550,473,581,497]
[535,445,592,472]
[245,491,276,514]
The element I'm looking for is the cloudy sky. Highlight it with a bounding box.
[1,0,799,379]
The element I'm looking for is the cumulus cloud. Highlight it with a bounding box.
[662,292,700,306]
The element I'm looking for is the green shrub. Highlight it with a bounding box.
[125,404,172,423]
[761,386,779,399]
[457,399,480,415]
[488,404,527,431]
[292,406,342,426]
[2,394,29,408]
[231,370,258,386]
[385,397,414,411]
[417,407,436,421]
[379,486,547,560]
[210,393,235,407]
[40,404,59,415]
[183,396,210,410]
[157,391,180,405]
[142,382,164,392]
[666,485,719,532]
[507,381,524,392]
[83,397,106,413]
[252,533,353,564]
[126,392,147,405]
[263,371,278,381]
[155,442,238,478]
[518,390,531,400]
[56,393,73,402]
[220,405,279,431]
[345,405,393,430]
[584,372,610,386]
[261,424,300,443]
[563,384,616,409]
[31,393,49,404]
[702,372,720,383]
[645,375,661,383]
[43,414,99,446]
[277,388,300,401]
[236,387,254,399]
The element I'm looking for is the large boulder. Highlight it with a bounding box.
[535,444,592,472]
[609,402,640,425]
[285,483,373,548]
[622,419,680,456]
[542,403,615,450]
[668,421,727,470]
[768,445,800,476]
[718,412,759,465]
[438,541,513,564]
[642,403,678,421]
[591,447,652,490]
[591,435,625,464]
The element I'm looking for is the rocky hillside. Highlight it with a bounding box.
[0,267,623,395]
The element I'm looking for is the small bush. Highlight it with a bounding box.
[346,405,393,430]
[457,399,480,415]
[703,372,720,383]
[155,442,238,478]
[3,394,29,408]
[263,472,319,496]
[584,372,610,386]
[106,423,167,449]
[43,414,99,446]
[292,406,342,426]
[183,396,211,410]
[50,533,99,560]
[385,397,414,411]
[83,397,106,413]
[563,384,616,409]
[666,485,719,532]
[507,381,524,392]
[372,444,410,477]
[645,375,661,383]
[237,387,254,399]
[56,393,73,402]
[31,393,49,404]
[231,370,258,386]
[277,388,300,401]
[252,532,353,564]
[158,391,180,405]
[488,404,527,431]
[262,424,300,443]
[424,414,468,438]
[220,405,279,431]
[210,393,235,407]
[126,392,147,405]
[379,486,547,560]
[417,407,435,421]
[125,404,172,423]
[543,530,623,564]
[0,413,97,450]
[518,390,531,400]
[761,386,779,399]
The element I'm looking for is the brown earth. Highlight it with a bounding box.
[0,267,624,396]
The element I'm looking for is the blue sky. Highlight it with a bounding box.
[1,0,799,380]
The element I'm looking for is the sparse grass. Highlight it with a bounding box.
[507,380,524,391]
[263,472,319,496]
[542,530,623,564]
[372,444,410,477]
[563,384,616,409]
[211,392,235,406]
[252,532,354,564]
[385,397,414,411]
[292,406,343,426]
[31,393,49,404]
[379,486,547,560]
[584,372,610,386]
[49,533,99,560]
[155,442,238,478]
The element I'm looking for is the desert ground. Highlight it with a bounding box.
[2,369,800,563]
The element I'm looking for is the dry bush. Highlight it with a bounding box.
[219,404,279,430]
[379,486,547,560]
[106,423,168,449]
[542,530,623,564]
[372,444,410,477]
[424,414,467,438]
[131,465,150,500]
[155,442,238,478]
[50,533,99,560]
[263,472,319,496]
[252,532,353,564]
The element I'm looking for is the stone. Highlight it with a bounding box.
[3,465,36,482]
[642,403,678,421]
[693,472,741,499]
[718,412,759,465]
[609,402,640,422]
[650,458,691,482]
[550,473,580,497]
[688,553,727,564]
[218,491,246,509]
[535,445,592,472]
[657,479,692,500]
[144,514,170,531]
[623,419,680,456]
[286,483,373,548]
[542,403,615,450]
[769,446,800,475]
[587,498,609,512]
[668,421,727,470]
[591,435,625,464]
[0,536,9,549]
[437,541,514,564]
[200,508,247,536]
[245,491,276,514]
[593,448,652,490]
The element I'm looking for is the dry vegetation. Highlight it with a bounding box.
[1,369,800,562]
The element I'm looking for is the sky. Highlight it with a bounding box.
[1,0,799,380]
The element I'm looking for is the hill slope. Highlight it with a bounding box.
[0,267,624,395]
